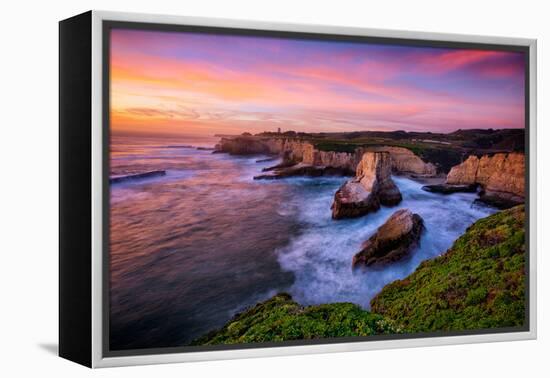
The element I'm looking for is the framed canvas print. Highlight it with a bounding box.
[59,10,537,368]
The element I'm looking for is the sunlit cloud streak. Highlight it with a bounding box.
[110,29,525,136]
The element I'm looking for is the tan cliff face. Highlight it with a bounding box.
[217,137,435,176]
[236,137,360,171]
[304,149,360,172]
[446,152,525,198]
[363,146,437,176]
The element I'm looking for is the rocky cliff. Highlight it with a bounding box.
[331,152,402,219]
[364,146,437,176]
[446,152,525,205]
[216,136,436,176]
[215,136,280,155]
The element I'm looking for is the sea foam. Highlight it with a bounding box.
[276,175,496,309]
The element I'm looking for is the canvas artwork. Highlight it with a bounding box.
[107,26,527,352]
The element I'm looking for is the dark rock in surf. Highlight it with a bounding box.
[262,160,299,172]
[256,157,279,163]
[474,192,524,210]
[109,170,166,184]
[254,164,349,180]
[353,209,423,268]
[421,183,478,194]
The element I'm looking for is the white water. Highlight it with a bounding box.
[274,175,497,309]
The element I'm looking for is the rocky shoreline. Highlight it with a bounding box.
[193,205,526,344]
[190,135,526,345]
[215,135,437,177]
[215,135,524,208]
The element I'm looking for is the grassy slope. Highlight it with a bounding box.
[370,205,526,332]
[192,293,400,345]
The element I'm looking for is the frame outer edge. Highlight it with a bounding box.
[91,10,103,369]
[90,10,538,368]
[528,39,537,340]
[59,10,94,367]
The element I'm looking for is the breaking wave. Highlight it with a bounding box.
[276,175,496,309]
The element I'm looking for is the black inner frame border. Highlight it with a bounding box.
[101,19,531,359]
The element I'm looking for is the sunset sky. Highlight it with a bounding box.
[110,29,525,137]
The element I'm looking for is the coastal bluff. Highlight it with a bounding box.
[446,152,525,205]
[331,152,402,219]
[215,136,436,176]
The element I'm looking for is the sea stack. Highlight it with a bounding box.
[331,152,402,219]
[352,209,424,268]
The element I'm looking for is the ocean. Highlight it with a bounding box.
[109,135,496,350]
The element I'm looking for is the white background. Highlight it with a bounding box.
[0,0,547,376]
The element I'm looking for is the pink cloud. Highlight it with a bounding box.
[110,29,525,135]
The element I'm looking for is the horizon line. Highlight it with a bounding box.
[110,126,525,140]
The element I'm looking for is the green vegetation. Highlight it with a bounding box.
[192,293,401,345]
[414,146,463,173]
[370,205,526,332]
[313,140,362,153]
